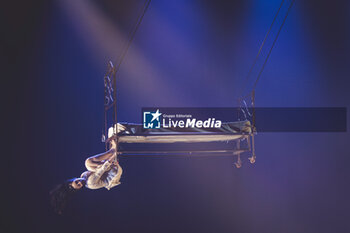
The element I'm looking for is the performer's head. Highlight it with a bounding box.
[70,178,85,190]
[50,178,85,214]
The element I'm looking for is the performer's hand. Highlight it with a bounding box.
[108,153,117,163]
[113,158,119,166]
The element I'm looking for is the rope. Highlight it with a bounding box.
[114,0,151,75]
[251,0,295,92]
[103,0,151,150]
[239,0,285,99]
[235,0,294,132]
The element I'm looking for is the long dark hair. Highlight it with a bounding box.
[50,179,81,214]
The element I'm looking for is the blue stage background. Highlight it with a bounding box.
[3,1,350,233]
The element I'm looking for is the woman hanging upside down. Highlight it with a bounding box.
[80,137,122,190]
[50,134,122,214]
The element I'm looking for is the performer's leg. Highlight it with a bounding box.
[85,148,116,171]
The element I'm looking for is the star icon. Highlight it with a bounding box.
[151,109,162,122]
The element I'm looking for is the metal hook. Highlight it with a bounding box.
[234,154,242,168]
[248,155,256,164]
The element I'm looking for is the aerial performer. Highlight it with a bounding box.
[50,127,123,214]
[49,0,152,214]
